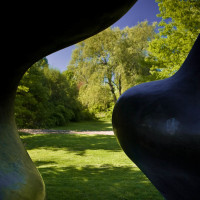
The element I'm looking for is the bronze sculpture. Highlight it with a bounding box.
[0,1,136,199]
[113,34,200,199]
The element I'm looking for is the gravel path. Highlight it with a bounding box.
[19,129,114,135]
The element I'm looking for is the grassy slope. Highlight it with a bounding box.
[20,132,163,200]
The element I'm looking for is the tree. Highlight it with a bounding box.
[15,58,50,127]
[146,0,200,79]
[68,22,156,114]
[15,58,90,128]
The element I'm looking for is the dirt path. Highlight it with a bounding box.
[19,129,114,135]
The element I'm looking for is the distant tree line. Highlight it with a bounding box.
[15,58,93,128]
[15,0,199,127]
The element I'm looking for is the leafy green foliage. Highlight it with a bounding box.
[68,22,156,115]
[146,0,200,79]
[15,58,92,128]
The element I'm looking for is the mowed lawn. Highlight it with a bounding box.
[20,125,163,200]
[52,120,113,131]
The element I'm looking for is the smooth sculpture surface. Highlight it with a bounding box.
[0,1,136,199]
[112,34,200,200]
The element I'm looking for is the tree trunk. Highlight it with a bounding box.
[108,77,117,103]
[118,75,122,96]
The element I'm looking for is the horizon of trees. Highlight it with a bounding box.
[14,0,200,128]
[15,59,94,128]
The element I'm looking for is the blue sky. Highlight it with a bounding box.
[46,0,160,72]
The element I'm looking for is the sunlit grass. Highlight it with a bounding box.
[20,133,163,200]
[53,120,113,131]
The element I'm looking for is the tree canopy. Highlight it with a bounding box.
[15,58,92,128]
[147,0,200,79]
[68,22,156,115]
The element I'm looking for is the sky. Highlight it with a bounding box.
[46,0,161,72]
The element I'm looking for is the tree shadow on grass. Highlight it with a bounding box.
[19,133,163,199]
[20,133,122,156]
[37,164,163,200]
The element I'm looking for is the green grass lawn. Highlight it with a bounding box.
[20,132,163,200]
[53,120,113,131]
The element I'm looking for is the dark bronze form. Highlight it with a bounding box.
[0,1,136,199]
[113,34,200,200]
